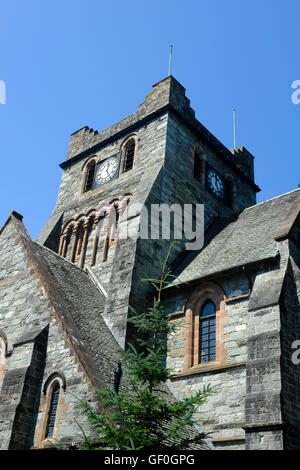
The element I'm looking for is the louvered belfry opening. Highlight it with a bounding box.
[123,140,135,172]
[226,177,234,208]
[193,151,204,183]
[45,382,60,438]
[84,160,96,192]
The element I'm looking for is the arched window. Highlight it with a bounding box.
[184,282,226,371]
[41,373,66,442]
[45,381,60,438]
[199,301,216,363]
[59,222,75,258]
[83,159,96,192]
[226,176,234,209]
[193,149,205,184]
[122,138,136,173]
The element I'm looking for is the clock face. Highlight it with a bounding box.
[95,157,119,185]
[207,169,225,199]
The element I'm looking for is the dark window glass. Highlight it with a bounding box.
[194,153,204,183]
[200,301,216,362]
[84,160,96,192]
[226,178,234,208]
[45,382,60,438]
[123,140,135,172]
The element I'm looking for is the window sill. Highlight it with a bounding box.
[171,361,247,378]
[31,438,57,450]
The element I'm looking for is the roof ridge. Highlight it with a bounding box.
[244,188,300,212]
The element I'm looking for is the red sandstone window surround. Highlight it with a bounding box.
[38,373,66,445]
[45,381,60,439]
[183,282,227,371]
[58,196,132,267]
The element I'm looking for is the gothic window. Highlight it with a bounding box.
[199,301,216,363]
[45,381,60,438]
[193,150,205,184]
[41,374,66,442]
[122,138,136,173]
[226,176,234,209]
[184,282,226,371]
[59,196,131,268]
[83,158,96,193]
[59,222,75,259]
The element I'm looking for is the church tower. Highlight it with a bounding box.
[38,76,260,348]
[1,76,299,450]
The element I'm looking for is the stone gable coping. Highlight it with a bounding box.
[274,192,300,241]
[0,210,24,237]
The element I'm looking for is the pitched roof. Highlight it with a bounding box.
[173,189,300,285]
[0,212,211,449]
[1,213,122,389]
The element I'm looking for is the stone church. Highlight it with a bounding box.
[0,76,299,450]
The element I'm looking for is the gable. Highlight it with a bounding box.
[172,189,300,286]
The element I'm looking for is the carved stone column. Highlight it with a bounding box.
[79,221,90,269]
[70,226,78,263]
[91,216,100,267]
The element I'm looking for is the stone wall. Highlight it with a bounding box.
[38,75,258,348]
[0,219,95,449]
[164,274,250,450]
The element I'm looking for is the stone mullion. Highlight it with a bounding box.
[58,235,64,256]
[59,236,66,257]
[61,238,66,258]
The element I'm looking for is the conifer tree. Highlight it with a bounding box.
[79,242,213,450]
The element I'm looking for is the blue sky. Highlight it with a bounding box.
[0,0,299,239]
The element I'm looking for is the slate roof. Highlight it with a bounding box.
[0,212,212,448]
[173,189,300,285]
[14,220,122,390]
